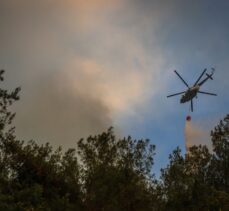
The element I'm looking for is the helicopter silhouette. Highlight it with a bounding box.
[167,68,217,112]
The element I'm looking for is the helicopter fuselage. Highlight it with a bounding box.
[180,85,200,103]
[167,68,216,112]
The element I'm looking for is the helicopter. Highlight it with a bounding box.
[167,68,217,112]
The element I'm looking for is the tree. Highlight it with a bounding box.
[0,70,229,210]
[0,71,83,210]
[208,114,229,210]
[160,145,220,211]
[210,115,229,191]
[77,128,156,211]
[160,115,229,211]
[0,69,23,210]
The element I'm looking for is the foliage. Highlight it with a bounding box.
[0,71,83,210]
[0,70,228,210]
[159,115,229,211]
[78,128,155,211]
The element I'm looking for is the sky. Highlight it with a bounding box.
[0,0,229,175]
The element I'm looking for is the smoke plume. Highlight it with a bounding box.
[0,0,164,148]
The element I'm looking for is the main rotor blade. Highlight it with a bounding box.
[174,70,190,88]
[167,91,186,98]
[194,68,207,86]
[198,91,217,96]
[191,99,193,112]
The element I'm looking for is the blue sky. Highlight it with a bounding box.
[0,0,228,175]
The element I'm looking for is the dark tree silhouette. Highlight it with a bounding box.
[159,116,229,211]
[0,70,228,210]
[78,128,156,211]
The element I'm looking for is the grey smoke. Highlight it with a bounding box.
[13,73,112,148]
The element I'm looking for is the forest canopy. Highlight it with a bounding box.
[0,71,228,210]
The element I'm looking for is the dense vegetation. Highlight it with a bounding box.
[0,71,228,210]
